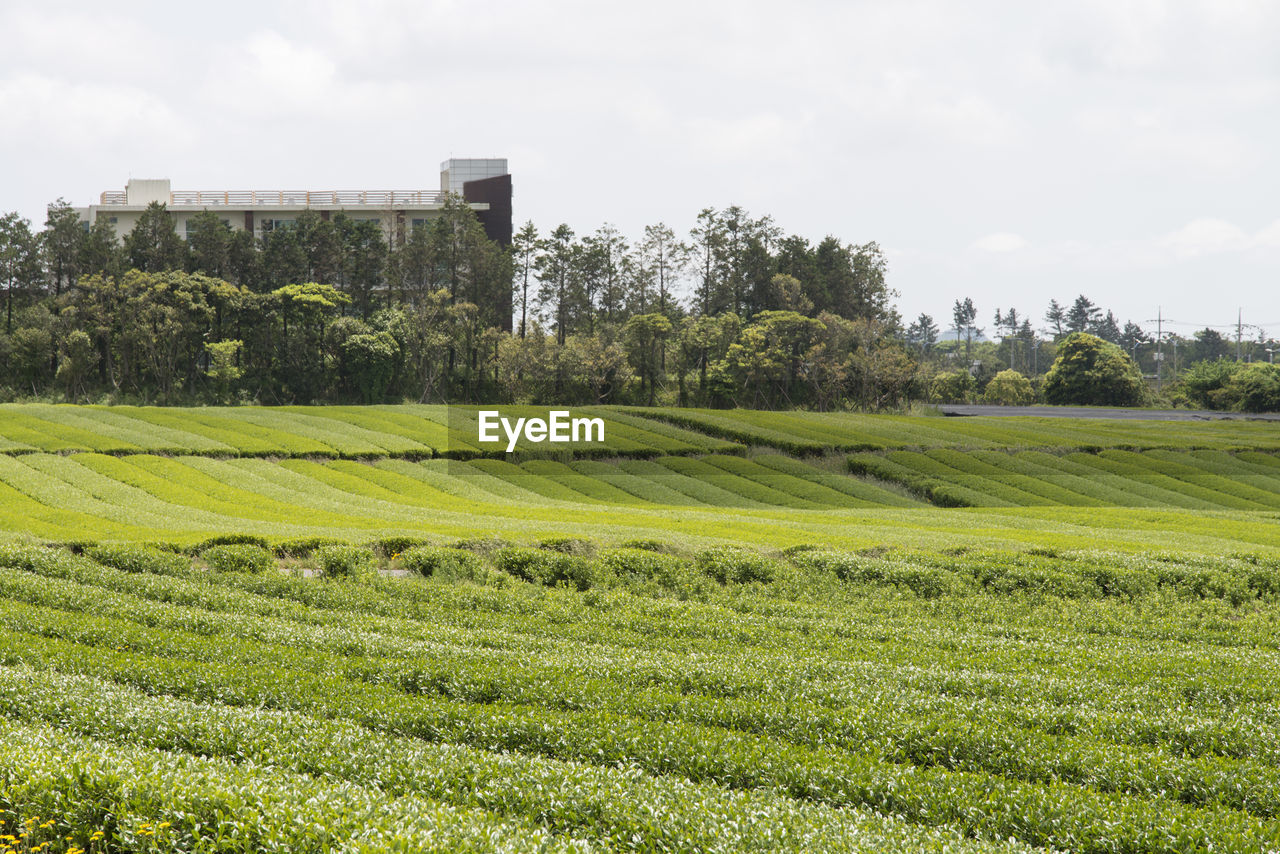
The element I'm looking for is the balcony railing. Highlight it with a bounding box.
[98,190,451,207]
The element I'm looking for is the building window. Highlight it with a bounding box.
[261,218,296,234]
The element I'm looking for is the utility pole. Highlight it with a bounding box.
[1237,308,1244,362]
[1154,307,1163,394]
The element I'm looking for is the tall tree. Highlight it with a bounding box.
[42,199,84,296]
[1191,328,1230,363]
[78,216,121,280]
[1119,321,1148,359]
[334,214,388,318]
[688,208,725,316]
[123,202,186,273]
[1044,299,1066,339]
[258,222,307,293]
[586,224,628,327]
[636,222,685,315]
[1066,295,1101,334]
[623,312,672,405]
[952,297,978,363]
[906,313,939,355]
[510,221,538,338]
[295,210,342,285]
[0,212,42,334]
[1090,310,1121,344]
[833,241,896,324]
[225,228,259,289]
[185,210,232,279]
[535,224,578,345]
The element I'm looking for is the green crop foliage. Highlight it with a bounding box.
[1,404,1280,850]
[202,543,275,574]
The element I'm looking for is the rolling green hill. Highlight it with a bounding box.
[0,404,1275,553]
[2,404,1280,852]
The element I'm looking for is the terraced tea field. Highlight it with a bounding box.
[0,403,1279,852]
[0,403,1277,552]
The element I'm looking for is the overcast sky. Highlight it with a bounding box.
[2,0,1277,338]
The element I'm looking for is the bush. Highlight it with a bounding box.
[274,536,346,558]
[694,547,780,585]
[1179,359,1241,409]
[370,536,433,558]
[85,543,190,576]
[1079,564,1157,600]
[795,551,970,598]
[594,548,705,597]
[202,543,275,574]
[452,536,516,557]
[982,369,1034,406]
[1224,363,1280,413]
[926,484,977,508]
[189,534,271,555]
[493,546,597,590]
[1153,564,1251,606]
[399,546,493,584]
[1042,333,1147,407]
[618,539,677,554]
[929,370,976,404]
[316,545,379,581]
[537,536,597,557]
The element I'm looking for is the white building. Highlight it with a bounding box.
[78,158,512,246]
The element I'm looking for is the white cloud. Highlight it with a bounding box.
[0,73,191,146]
[971,232,1029,253]
[201,31,339,116]
[1156,218,1280,259]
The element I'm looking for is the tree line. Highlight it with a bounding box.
[0,199,913,409]
[904,293,1279,411]
[3,196,1276,411]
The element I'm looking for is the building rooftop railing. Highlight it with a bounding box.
[98,190,452,207]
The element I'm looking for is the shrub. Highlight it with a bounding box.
[795,551,970,598]
[1153,564,1251,605]
[202,543,275,575]
[399,546,491,584]
[694,547,780,584]
[452,536,516,557]
[274,536,346,558]
[982,370,1034,406]
[968,561,1097,599]
[537,536,597,557]
[316,544,379,581]
[1079,564,1157,600]
[1178,359,1241,409]
[85,543,190,576]
[370,536,433,558]
[925,484,976,508]
[189,534,271,555]
[594,548,705,596]
[1042,333,1147,407]
[929,370,976,404]
[493,546,597,590]
[618,539,677,554]
[1224,363,1280,413]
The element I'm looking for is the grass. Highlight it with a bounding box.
[0,403,1278,850]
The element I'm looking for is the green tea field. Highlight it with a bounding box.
[0,403,1279,853]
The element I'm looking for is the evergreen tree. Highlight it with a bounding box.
[123,202,186,273]
[42,199,84,296]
